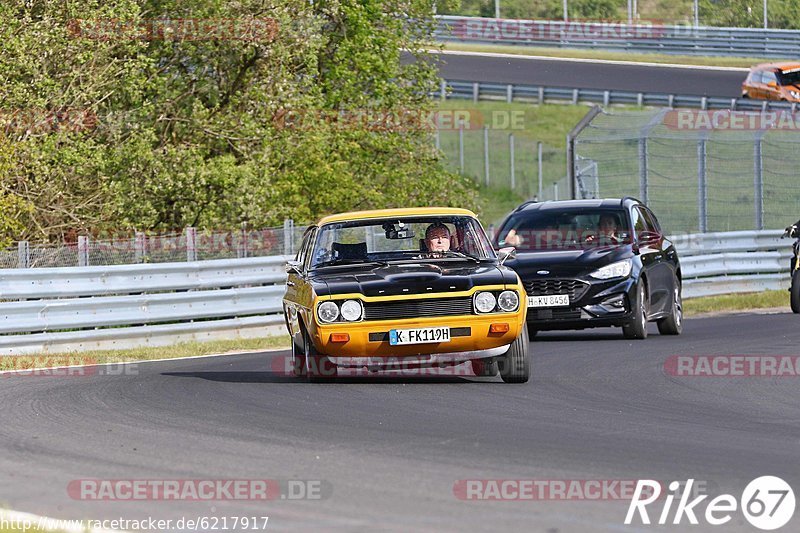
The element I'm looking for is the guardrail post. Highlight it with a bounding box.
[78,236,89,267]
[700,96,707,110]
[538,87,544,105]
[638,136,648,205]
[483,126,490,185]
[238,222,249,259]
[668,94,675,108]
[440,79,447,101]
[509,133,515,190]
[17,241,29,268]
[185,227,197,262]
[458,120,465,173]
[554,182,559,201]
[637,93,643,107]
[134,232,145,263]
[572,89,579,105]
[506,84,513,103]
[472,82,479,103]
[283,219,294,256]
[537,141,543,200]
[603,91,610,107]
[697,136,707,232]
[754,132,764,230]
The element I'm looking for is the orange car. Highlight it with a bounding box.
[742,62,800,102]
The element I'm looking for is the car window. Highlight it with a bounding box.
[301,227,317,271]
[778,68,800,85]
[763,71,778,85]
[496,209,631,250]
[641,207,661,233]
[752,71,765,84]
[311,216,495,268]
[634,207,658,239]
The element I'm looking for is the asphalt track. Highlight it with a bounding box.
[2,312,800,531]
[431,51,749,98]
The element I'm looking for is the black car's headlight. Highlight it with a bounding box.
[589,259,633,280]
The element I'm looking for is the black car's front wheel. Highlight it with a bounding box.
[498,327,530,383]
[622,280,648,340]
[791,271,800,314]
[657,280,683,335]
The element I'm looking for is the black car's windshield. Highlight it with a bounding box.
[311,216,494,269]
[496,209,632,251]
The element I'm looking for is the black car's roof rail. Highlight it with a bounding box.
[513,200,539,212]
[621,196,643,206]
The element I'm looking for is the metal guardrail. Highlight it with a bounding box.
[443,79,798,111]
[436,16,800,59]
[0,256,290,355]
[677,230,791,298]
[0,230,790,354]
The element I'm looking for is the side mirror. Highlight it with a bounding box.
[638,231,661,246]
[768,81,779,89]
[285,260,302,274]
[497,246,516,265]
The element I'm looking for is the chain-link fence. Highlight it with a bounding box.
[573,108,800,234]
[2,221,308,269]
[436,127,568,202]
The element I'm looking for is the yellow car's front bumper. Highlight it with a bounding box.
[310,311,525,360]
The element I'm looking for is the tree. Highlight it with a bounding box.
[0,0,477,243]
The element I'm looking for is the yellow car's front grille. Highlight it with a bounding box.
[362,296,473,321]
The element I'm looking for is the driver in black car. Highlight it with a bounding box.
[586,213,621,244]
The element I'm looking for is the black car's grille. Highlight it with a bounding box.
[524,279,589,301]
[363,297,473,321]
[531,308,582,321]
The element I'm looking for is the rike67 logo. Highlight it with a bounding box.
[625,477,795,530]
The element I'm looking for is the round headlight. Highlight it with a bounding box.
[340,299,362,321]
[497,290,519,312]
[474,291,497,313]
[317,301,339,323]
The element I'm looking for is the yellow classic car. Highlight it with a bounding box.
[282,208,530,382]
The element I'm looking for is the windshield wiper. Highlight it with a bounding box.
[441,250,480,262]
[314,259,388,269]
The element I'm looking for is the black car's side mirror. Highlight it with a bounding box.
[497,246,516,265]
[638,231,661,246]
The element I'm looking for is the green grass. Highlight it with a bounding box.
[442,42,762,69]
[684,290,789,316]
[0,335,290,371]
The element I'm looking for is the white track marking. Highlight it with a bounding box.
[0,346,289,376]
